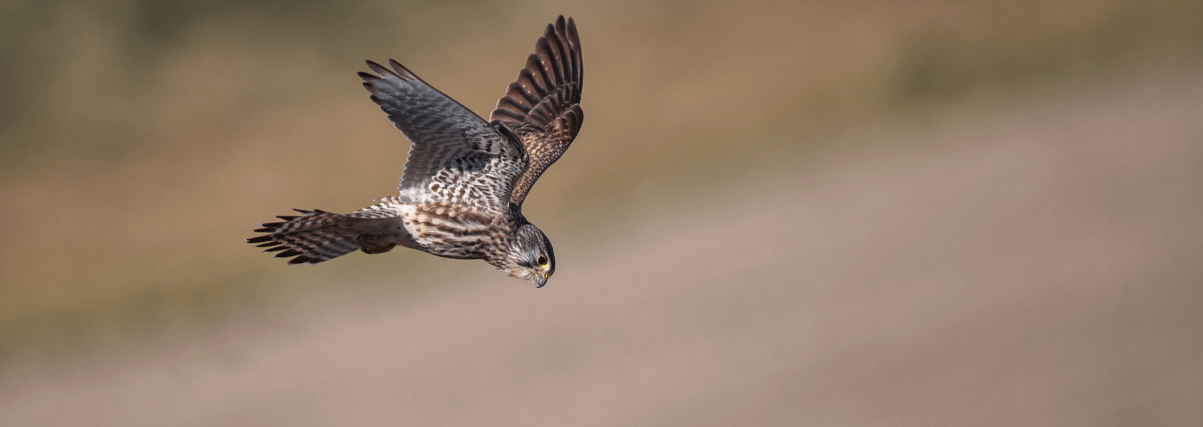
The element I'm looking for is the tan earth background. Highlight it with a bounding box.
[2,0,1202,425]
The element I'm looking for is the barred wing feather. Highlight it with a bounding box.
[359,60,527,216]
[489,15,584,207]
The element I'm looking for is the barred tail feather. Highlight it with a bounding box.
[247,209,362,265]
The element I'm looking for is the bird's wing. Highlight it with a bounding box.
[488,15,584,207]
[360,60,527,216]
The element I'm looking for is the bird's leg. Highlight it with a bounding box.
[355,234,396,254]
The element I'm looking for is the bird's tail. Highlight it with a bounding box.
[247,209,377,265]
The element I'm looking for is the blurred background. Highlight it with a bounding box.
[2,0,1202,425]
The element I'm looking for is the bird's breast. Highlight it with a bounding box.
[399,202,507,259]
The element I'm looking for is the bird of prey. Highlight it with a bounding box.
[247,16,583,288]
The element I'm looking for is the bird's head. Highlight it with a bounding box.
[501,223,556,287]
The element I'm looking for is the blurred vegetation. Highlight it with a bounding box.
[1,0,1201,361]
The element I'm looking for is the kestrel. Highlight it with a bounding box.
[247,16,583,287]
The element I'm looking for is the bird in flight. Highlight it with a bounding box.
[248,16,583,288]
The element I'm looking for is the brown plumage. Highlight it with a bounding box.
[490,16,584,206]
[247,16,583,287]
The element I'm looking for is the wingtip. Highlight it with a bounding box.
[555,15,567,35]
[365,60,391,77]
[387,59,416,79]
[565,16,581,49]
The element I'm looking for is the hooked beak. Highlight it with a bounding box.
[535,272,548,288]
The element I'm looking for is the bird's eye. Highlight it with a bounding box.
[536,254,548,268]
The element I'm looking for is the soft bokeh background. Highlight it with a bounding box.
[2,0,1201,425]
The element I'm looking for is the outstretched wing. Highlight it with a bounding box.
[360,60,527,216]
[489,15,584,207]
